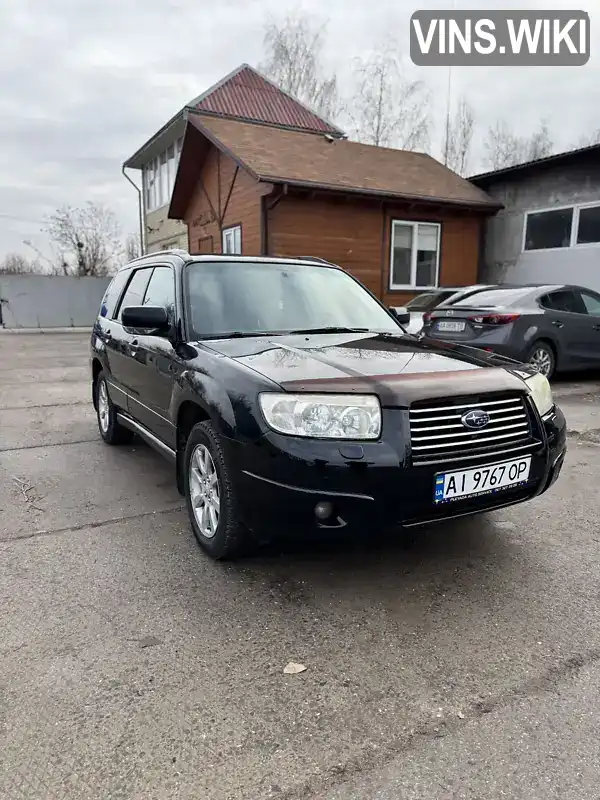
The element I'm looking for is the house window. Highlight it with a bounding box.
[524,207,573,250]
[222,225,242,254]
[143,140,182,213]
[576,205,600,244]
[389,220,440,290]
[167,145,177,196]
[144,159,157,212]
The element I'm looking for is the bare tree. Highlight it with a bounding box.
[483,119,553,170]
[347,49,431,151]
[443,96,476,175]
[0,253,37,274]
[527,121,553,161]
[45,202,122,277]
[571,128,600,148]
[483,120,522,170]
[260,12,339,121]
[125,233,141,262]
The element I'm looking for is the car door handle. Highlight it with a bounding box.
[552,321,564,328]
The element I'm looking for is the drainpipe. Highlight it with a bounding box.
[122,165,145,256]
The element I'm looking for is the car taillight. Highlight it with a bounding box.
[469,313,521,325]
[423,312,432,325]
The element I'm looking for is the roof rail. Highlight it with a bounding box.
[294,255,336,266]
[127,248,190,265]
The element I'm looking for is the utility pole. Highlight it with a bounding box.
[443,0,456,166]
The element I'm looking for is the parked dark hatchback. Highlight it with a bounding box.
[91,252,566,559]
[421,283,600,378]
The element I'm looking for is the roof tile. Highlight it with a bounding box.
[190,115,497,208]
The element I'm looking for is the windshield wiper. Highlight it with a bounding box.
[284,326,371,335]
[198,331,276,340]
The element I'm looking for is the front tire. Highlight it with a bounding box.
[95,372,134,445]
[526,341,555,379]
[184,421,249,559]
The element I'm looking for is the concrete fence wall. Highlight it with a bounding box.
[0,275,111,329]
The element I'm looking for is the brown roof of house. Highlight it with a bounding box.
[125,64,343,168]
[175,114,498,213]
[191,64,343,135]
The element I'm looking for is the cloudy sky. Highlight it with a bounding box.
[1,0,598,260]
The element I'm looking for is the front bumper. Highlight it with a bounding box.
[223,405,567,535]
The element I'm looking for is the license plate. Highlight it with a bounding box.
[434,457,532,504]
[436,320,466,332]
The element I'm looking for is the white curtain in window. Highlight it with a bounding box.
[222,226,242,254]
[167,145,176,196]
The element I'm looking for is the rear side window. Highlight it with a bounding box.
[116,268,153,320]
[580,290,600,315]
[99,270,129,319]
[539,289,586,314]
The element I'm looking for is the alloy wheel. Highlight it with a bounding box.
[529,347,553,377]
[188,444,221,539]
[98,380,110,433]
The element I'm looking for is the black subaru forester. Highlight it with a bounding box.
[91,251,566,559]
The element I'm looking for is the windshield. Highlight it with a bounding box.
[451,288,535,308]
[184,260,402,338]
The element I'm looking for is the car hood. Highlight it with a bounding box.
[201,332,532,406]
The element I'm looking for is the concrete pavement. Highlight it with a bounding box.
[1,333,600,800]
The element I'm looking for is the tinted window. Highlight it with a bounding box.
[524,208,573,251]
[406,290,453,311]
[540,289,586,314]
[99,270,129,319]
[580,290,600,315]
[577,206,600,245]
[184,261,401,338]
[451,288,534,308]
[117,268,153,320]
[143,267,175,314]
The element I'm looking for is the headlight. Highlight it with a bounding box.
[259,393,382,439]
[526,372,554,417]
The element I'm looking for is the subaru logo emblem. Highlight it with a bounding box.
[461,409,490,430]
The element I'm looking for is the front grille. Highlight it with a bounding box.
[409,393,538,465]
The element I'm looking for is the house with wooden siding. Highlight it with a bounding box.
[123,64,343,254]
[168,112,500,305]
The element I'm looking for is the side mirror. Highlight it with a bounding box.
[390,306,411,325]
[121,305,170,333]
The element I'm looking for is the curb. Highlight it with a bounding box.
[0,327,91,334]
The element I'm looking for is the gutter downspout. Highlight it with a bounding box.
[122,165,145,256]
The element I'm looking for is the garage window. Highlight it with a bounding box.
[524,208,573,250]
[389,220,440,290]
[576,205,600,245]
[523,202,600,251]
